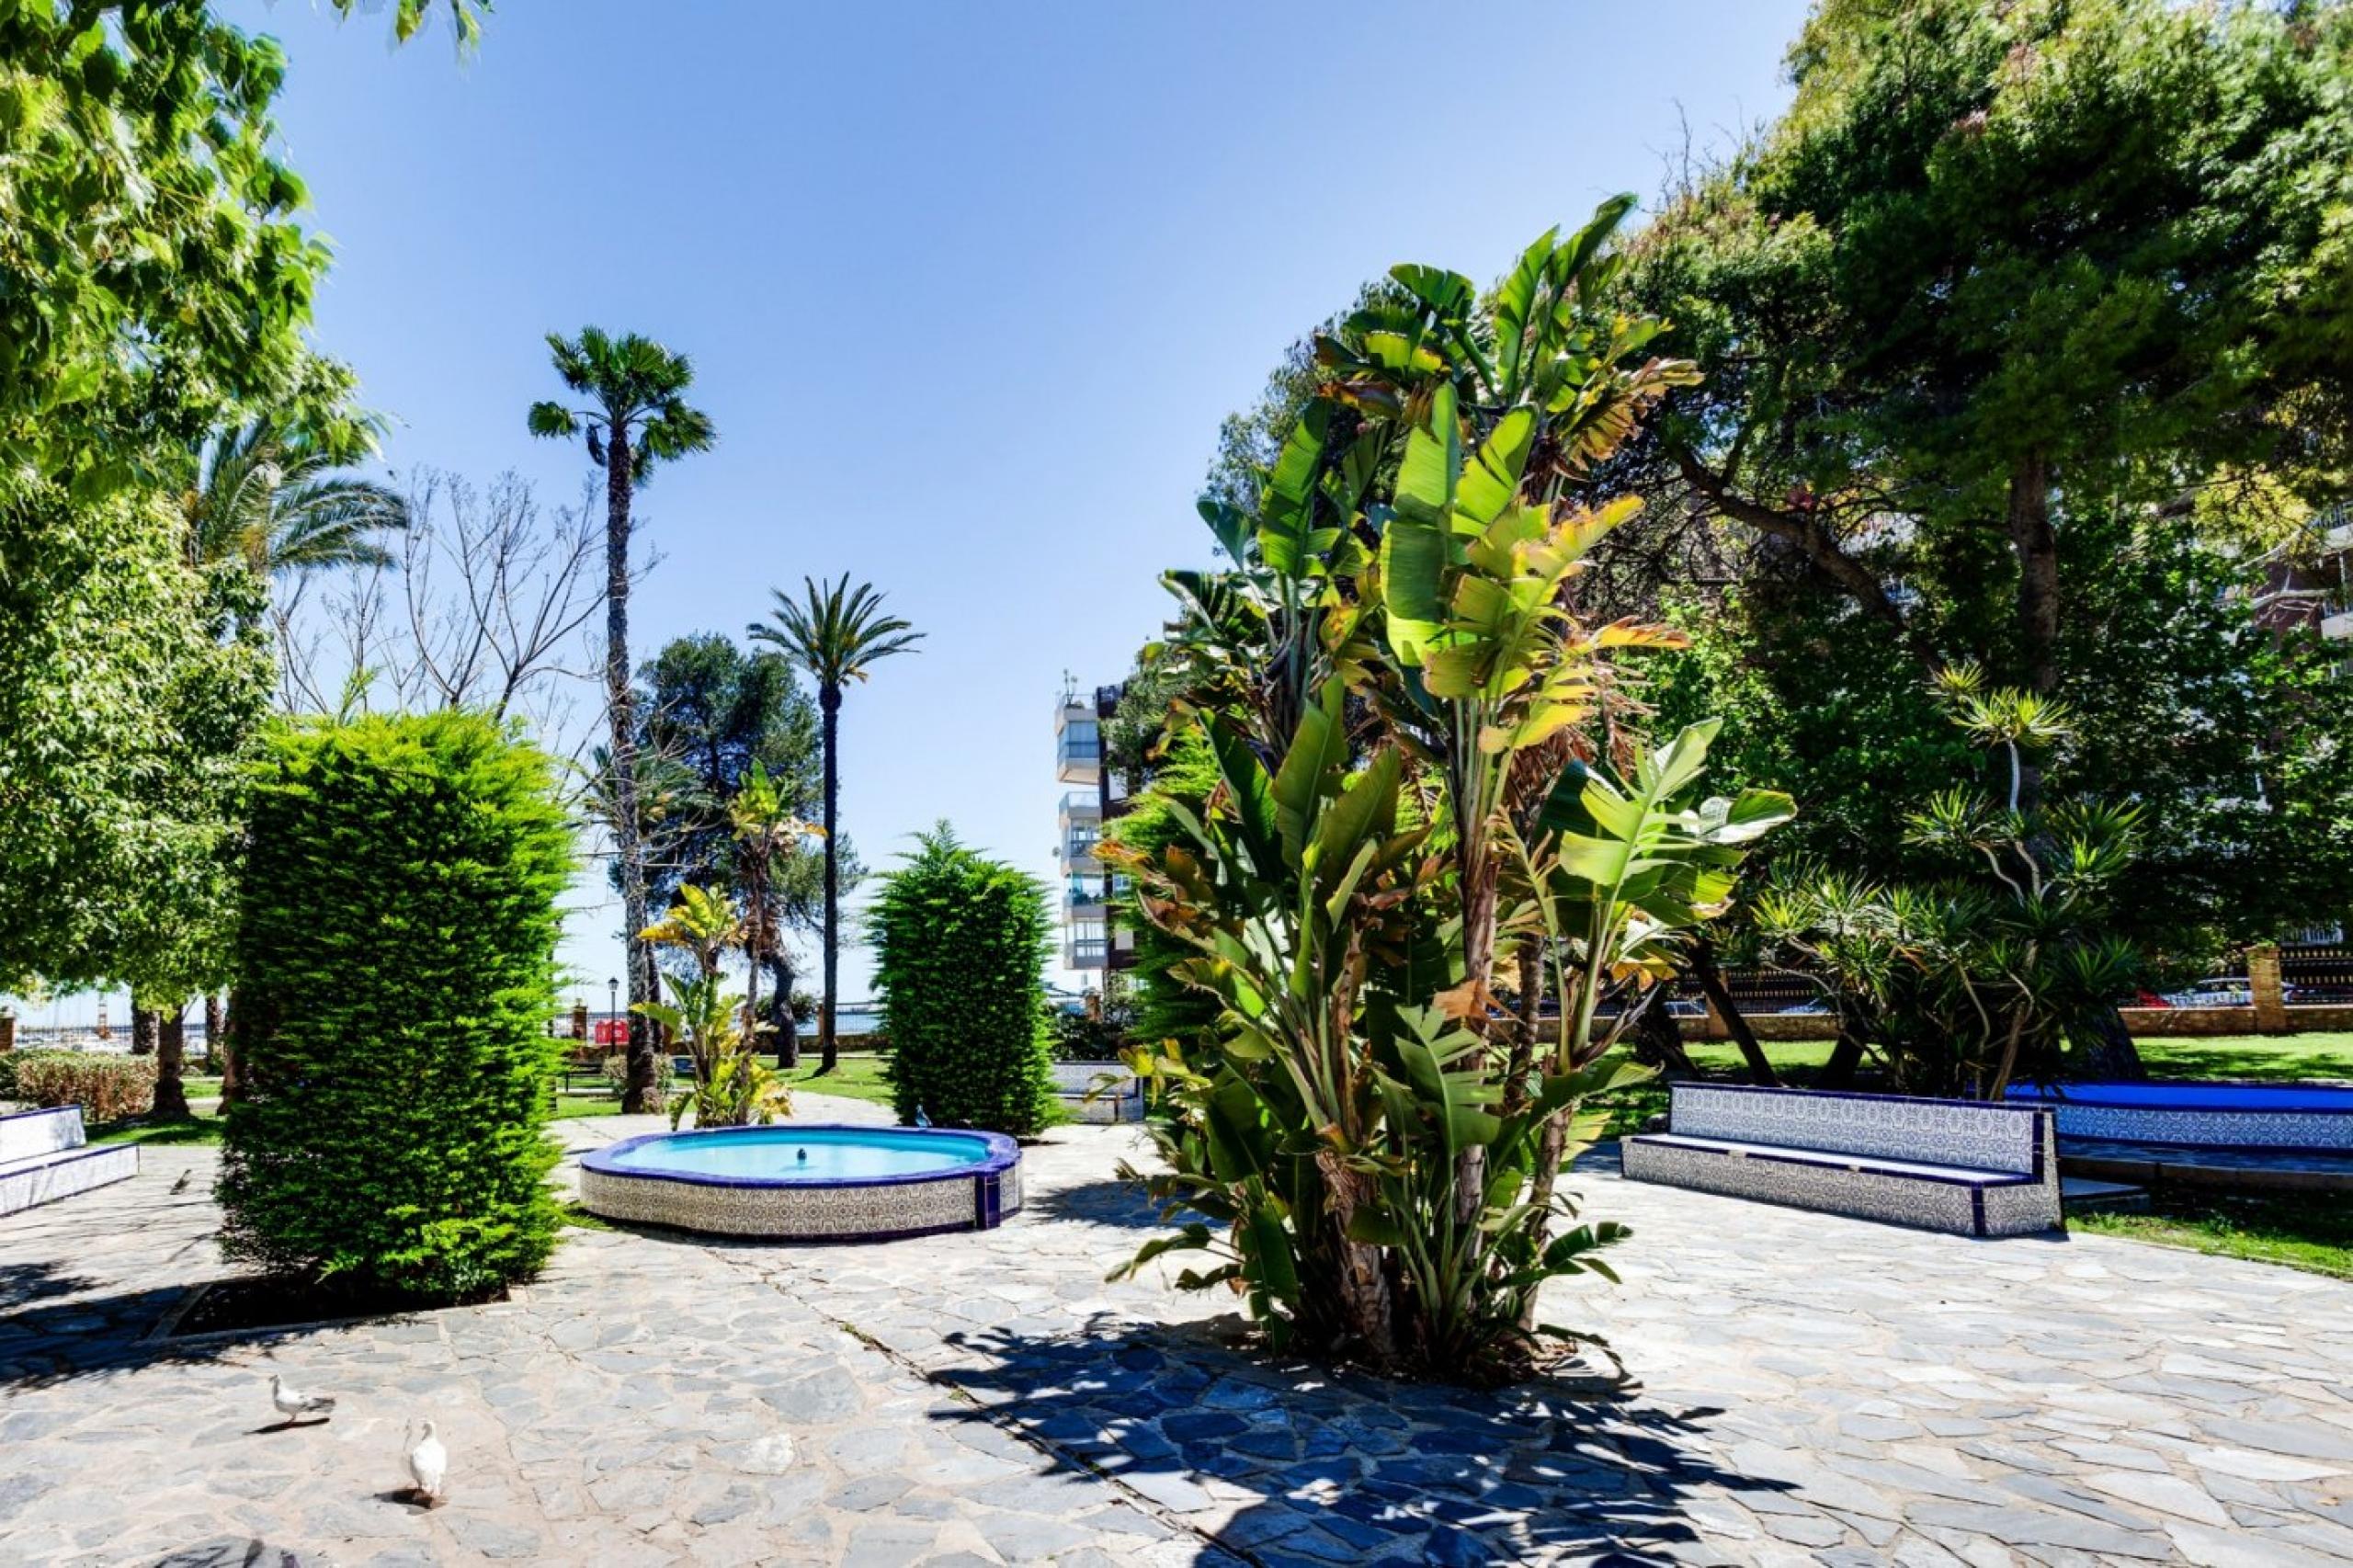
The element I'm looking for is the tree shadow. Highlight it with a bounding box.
[0,1278,248,1390]
[0,1258,100,1311]
[926,1313,1794,1562]
[1025,1178,1207,1231]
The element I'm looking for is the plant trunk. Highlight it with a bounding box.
[131,1005,158,1057]
[1820,1028,1869,1088]
[204,993,227,1089]
[218,990,244,1105]
[153,1000,191,1120]
[1449,846,1498,1233]
[2076,1003,2146,1082]
[766,950,798,1068]
[818,687,841,1074]
[1630,987,1698,1078]
[1318,1156,1398,1366]
[1689,937,1778,1086]
[2006,451,2061,808]
[604,421,657,1115]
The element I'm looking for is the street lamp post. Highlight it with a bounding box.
[608,976,619,1036]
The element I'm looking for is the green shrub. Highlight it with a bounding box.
[870,824,1055,1136]
[218,712,571,1301]
[5,1051,157,1122]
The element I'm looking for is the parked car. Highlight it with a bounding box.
[2161,977,2253,1009]
[2287,983,2353,1006]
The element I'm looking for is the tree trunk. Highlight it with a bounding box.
[766,950,798,1068]
[1630,987,1699,1078]
[204,993,227,1088]
[153,1000,191,1120]
[1317,1156,1397,1366]
[2076,1003,2146,1082]
[1688,937,1778,1086]
[219,990,244,1105]
[818,687,841,1075]
[2005,451,2061,696]
[131,1005,158,1057]
[1820,1028,1869,1088]
[604,420,657,1115]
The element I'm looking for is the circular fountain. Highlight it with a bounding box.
[578,1124,1021,1240]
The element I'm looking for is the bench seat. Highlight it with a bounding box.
[0,1106,139,1217]
[1622,1085,2062,1237]
[1631,1131,2036,1187]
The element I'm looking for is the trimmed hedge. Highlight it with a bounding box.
[871,824,1056,1136]
[3,1051,156,1122]
[218,712,571,1301]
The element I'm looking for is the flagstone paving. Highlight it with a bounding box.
[0,1097,2347,1565]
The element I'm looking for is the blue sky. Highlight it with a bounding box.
[207,0,1808,1008]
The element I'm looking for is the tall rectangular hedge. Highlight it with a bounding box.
[218,711,571,1301]
[871,825,1056,1137]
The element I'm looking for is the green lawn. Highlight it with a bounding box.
[780,1052,897,1109]
[89,1112,224,1146]
[2075,1192,2353,1280]
[2136,1033,2353,1083]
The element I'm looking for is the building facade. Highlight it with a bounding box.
[1052,679,1137,974]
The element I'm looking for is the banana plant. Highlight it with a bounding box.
[1101,680,1427,1359]
[635,885,794,1128]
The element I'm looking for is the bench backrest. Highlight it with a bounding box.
[0,1105,87,1163]
[1671,1085,2042,1176]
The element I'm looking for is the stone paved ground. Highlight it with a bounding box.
[1,1098,2348,1566]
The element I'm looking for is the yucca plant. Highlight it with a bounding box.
[1752,665,2142,1097]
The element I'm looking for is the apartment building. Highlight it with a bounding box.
[1052,678,1137,973]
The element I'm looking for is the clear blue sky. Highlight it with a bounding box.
[206,0,1807,1008]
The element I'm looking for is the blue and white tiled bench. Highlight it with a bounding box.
[1621,1085,2062,1237]
[1050,1062,1144,1124]
[0,1105,139,1218]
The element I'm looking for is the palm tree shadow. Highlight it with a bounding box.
[926,1313,1793,1561]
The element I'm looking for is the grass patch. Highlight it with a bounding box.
[547,1094,631,1120]
[780,1052,897,1109]
[90,1112,224,1145]
[2075,1191,2353,1280]
[2135,1034,2353,1083]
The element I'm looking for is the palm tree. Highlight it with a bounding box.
[529,328,715,1114]
[750,576,922,1074]
[182,419,411,583]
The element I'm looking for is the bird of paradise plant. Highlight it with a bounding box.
[634,885,794,1129]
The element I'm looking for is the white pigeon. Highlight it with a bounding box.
[405,1419,448,1506]
[268,1373,335,1425]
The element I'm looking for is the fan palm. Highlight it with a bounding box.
[529,327,715,1113]
[183,420,410,585]
[749,576,923,1073]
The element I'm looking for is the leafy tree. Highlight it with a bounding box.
[1097,722,1221,1055]
[529,329,715,1112]
[749,577,923,1074]
[0,482,271,1002]
[631,634,835,1056]
[1617,0,2353,960]
[219,711,569,1302]
[870,825,1056,1137]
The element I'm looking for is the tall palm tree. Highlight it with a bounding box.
[529,328,715,1114]
[750,576,922,1074]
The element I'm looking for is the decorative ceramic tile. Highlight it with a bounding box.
[1623,1085,2060,1237]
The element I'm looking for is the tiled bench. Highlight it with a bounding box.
[0,1105,140,1218]
[1051,1062,1144,1124]
[1621,1084,2061,1236]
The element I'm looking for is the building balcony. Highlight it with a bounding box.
[1060,831,1102,871]
[1055,702,1101,785]
[1065,937,1108,970]
[2322,607,2353,641]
